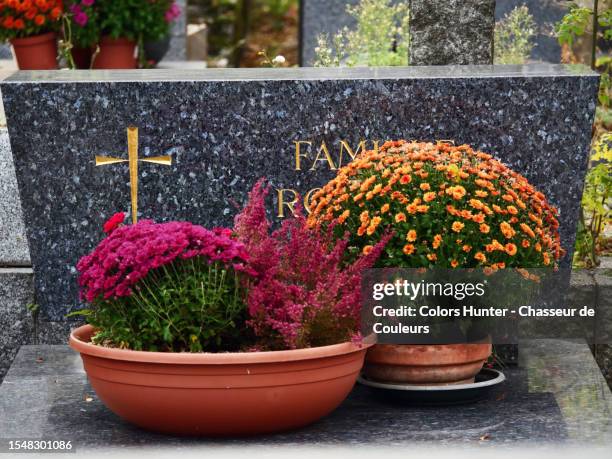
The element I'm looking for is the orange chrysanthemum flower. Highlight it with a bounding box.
[403,244,415,255]
[452,221,464,233]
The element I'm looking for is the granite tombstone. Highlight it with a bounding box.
[0,65,600,325]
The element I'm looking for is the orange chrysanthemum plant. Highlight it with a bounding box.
[0,0,63,41]
[308,141,565,270]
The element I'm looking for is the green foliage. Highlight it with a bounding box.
[494,5,536,64]
[313,0,410,67]
[601,8,612,41]
[574,133,612,268]
[98,0,172,42]
[556,4,593,47]
[77,258,251,352]
[596,56,612,108]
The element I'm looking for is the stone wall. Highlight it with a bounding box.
[0,127,75,383]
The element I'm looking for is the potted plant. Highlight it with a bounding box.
[66,0,100,69]
[308,140,564,385]
[69,182,386,436]
[86,0,180,69]
[143,0,181,65]
[0,0,63,70]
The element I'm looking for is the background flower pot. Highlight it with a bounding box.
[364,341,492,386]
[92,37,136,69]
[10,32,58,70]
[70,324,372,436]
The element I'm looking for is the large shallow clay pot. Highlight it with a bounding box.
[70,324,372,436]
[10,32,58,70]
[92,37,136,69]
[364,340,492,386]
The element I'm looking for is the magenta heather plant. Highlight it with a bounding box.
[234,179,389,350]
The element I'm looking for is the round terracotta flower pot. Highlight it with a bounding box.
[363,340,492,386]
[70,325,372,436]
[10,32,58,70]
[92,37,136,69]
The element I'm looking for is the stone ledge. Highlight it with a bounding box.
[1,340,610,447]
[0,127,30,265]
[0,268,34,381]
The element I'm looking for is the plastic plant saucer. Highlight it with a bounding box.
[358,368,506,406]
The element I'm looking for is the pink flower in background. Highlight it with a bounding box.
[74,12,88,26]
[165,1,181,23]
[81,0,95,6]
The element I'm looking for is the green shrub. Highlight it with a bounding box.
[494,5,536,65]
[314,0,410,67]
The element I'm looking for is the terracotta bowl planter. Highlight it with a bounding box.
[92,37,136,69]
[70,324,372,436]
[10,32,58,70]
[364,340,492,386]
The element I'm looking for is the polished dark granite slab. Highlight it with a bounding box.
[0,340,610,449]
[0,65,599,321]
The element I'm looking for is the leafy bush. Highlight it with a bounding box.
[86,0,180,42]
[76,215,253,352]
[234,180,388,350]
[313,0,410,67]
[66,1,101,48]
[574,133,612,268]
[308,141,564,270]
[494,5,536,65]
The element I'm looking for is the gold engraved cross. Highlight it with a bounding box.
[95,126,172,224]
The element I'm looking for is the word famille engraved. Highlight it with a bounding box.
[277,139,379,217]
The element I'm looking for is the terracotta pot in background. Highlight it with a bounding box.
[69,324,372,436]
[364,340,492,386]
[10,32,58,70]
[92,37,136,69]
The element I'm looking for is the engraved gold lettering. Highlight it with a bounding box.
[338,140,367,167]
[293,141,312,171]
[304,187,321,214]
[310,141,337,171]
[277,188,299,217]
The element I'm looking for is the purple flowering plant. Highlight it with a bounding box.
[67,0,100,48]
[76,215,255,352]
[67,0,181,48]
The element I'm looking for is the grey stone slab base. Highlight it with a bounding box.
[0,268,34,382]
[0,339,610,448]
[0,127,30,265]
